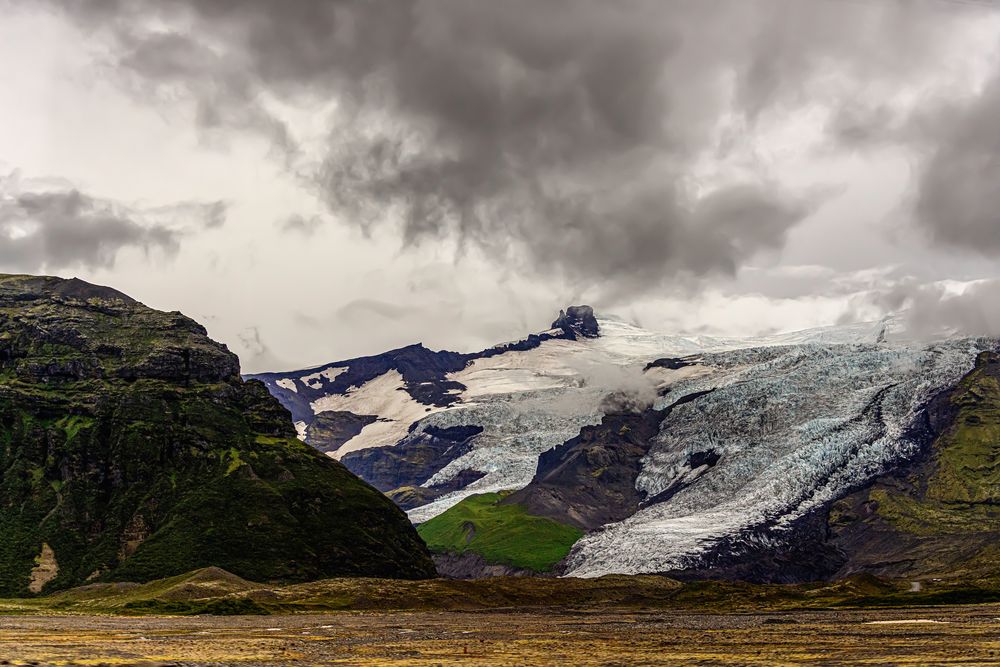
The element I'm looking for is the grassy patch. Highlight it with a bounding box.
[417,492,583,572]
[869,357,1000,537]
[8,566,1000,616]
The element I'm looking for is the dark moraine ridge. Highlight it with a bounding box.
[0,274,435,596]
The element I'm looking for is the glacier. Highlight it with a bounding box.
[564,336,991,576]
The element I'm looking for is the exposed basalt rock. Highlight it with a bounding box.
[0,276,240,385]
[0,274,435,596]
[428,468,487,494]
[305,411,378,454]
[387,469,490,511]
[688,450,721,469]
[497,389,716,532]
[503,409,669,531]
[644,357,697,372]
[385,486,444,511]
[551,305,599,340]
[431,551,548,579]
[341,424,483,492]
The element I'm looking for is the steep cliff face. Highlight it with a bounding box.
[0,275,435,596]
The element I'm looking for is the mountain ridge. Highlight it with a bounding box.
[253,304,998,582]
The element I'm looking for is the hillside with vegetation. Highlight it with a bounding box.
[0,274,435,596]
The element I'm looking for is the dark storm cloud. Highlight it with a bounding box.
[35,0,985,292]
[0,172,224,272]
[912,70,1000,255]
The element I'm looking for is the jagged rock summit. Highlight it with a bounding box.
[0,274,435,596]
[551,305,599,339]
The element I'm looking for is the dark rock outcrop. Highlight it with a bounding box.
[305,411,378,454]
[551,305,599,340]
[504,409,669,531]
[0,274,435,596]
[340,425,483,492]
[495,389,716,533]
[385,469,488,511]
[432,551,548,579]
[644,356,698,371]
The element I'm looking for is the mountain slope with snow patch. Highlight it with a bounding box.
[251,309,996,579]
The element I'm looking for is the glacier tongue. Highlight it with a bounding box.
[564,338,991,577]
[405,386,608,523]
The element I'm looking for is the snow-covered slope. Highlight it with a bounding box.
[250,310,994,577]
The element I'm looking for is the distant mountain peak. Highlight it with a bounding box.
[552,305,599,339]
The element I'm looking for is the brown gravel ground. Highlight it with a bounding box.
[2,606,1000,666]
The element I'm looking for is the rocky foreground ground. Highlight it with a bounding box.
[2,607,1000,665]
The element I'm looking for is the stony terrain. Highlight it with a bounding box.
[4,566,1000,664]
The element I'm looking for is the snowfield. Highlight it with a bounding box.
[310,370,447,458]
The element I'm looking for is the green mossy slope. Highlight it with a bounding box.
[417,492,583,572]
[828,351,1000,582]
[0,274,435,596]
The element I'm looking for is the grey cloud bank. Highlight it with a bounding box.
[0,170,225,273]
[37,1,995,291]
[2,1,1000,369]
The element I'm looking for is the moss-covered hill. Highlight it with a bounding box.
[827,351,1000,583]
[0,274,435,596]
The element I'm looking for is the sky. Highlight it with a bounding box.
[1,0,1000,373]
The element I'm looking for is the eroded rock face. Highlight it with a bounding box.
[502,408,670,532]
[0,274,435,596]
[431,551,547,579]
[28,543,58,594]
[341,425,484,492]
[551,305,599,340]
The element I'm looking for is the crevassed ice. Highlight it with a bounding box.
[406,387,605,523]
[563,337,991,577]
[404,317,904,523]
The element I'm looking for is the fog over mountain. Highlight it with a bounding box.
[2,0,999,371]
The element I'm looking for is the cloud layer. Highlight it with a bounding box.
[0,170,224,273]
[34,0,994,297]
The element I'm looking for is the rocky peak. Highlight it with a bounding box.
[552,305,599,340]
[0,273,239,384]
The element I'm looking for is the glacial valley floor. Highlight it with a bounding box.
[3,607,1000,666]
